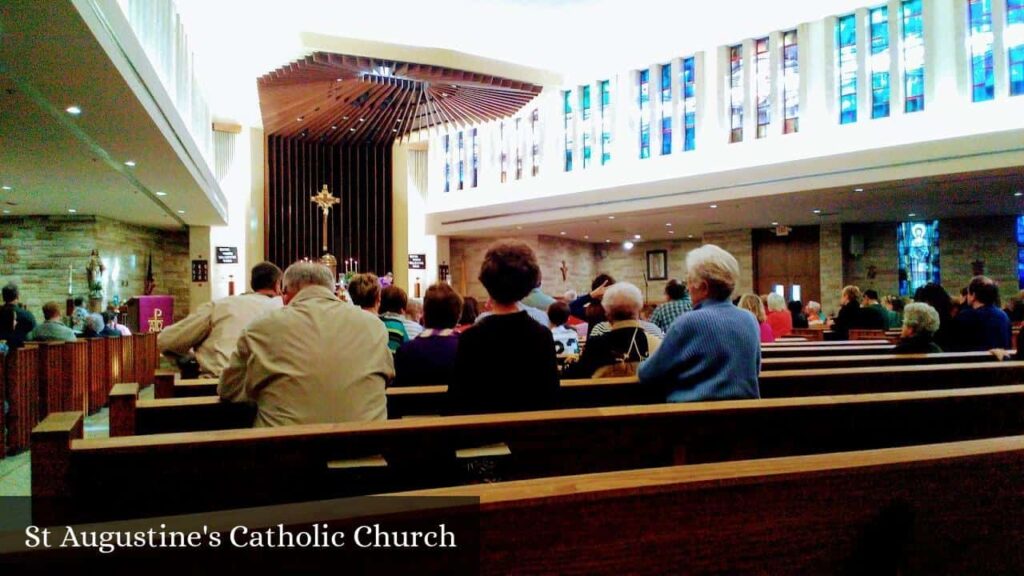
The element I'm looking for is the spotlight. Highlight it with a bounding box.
[623,241,634,250]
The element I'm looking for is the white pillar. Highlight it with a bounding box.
[768,30,784,136]
[991,0,1009,98]
[822,16,840,125]
[888,0,906,117]
[925,0,964,111]
[855,7,871,123]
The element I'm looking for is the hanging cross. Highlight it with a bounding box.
[310,184,340,252]
[560,260,569,282]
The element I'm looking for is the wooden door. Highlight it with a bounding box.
[754,226,821,304]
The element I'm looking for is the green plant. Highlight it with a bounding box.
[88,281,104,300]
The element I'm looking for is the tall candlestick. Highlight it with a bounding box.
[68,265,73,295]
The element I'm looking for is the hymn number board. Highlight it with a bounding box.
[191,260,209,283]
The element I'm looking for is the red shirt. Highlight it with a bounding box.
[766,310,793,337]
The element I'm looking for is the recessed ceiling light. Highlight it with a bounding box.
[665,223,672,227]
[331,125,338,130]
[1,186,10,191]
[66,106,82,115]
[771,221,779,226]
[1015,191,1023,197]
[623,241,634,250]
[349,127,356,132]
[668,230,675,234]
[559,231,566,235]
[2,210,9,214]
[177,210,185,214]
[396,119,402,123]
[709,204,718,209]
[908,212,917,217]
[633,234,641,240]
[584,235,589,239]
[155,191,167,196]
[124,160,136,167]
[359,118,365,122]
[516,226,523,230]
[392,128,398,132]
[688,234,694,238]
[854,188,864,192]
[336,78,343,82]
[342,116,349,120]
[296,117,303,122]
[812,209,822,214]
[605,239,611,243]
[67,208,77,213]
[608,216,615,220]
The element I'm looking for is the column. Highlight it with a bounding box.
[991,0,1009,98]
[924,0,965,111]
[856,7,872,123]
[822,16,840,126]
[768,30,784,136]
[888,0,906,118]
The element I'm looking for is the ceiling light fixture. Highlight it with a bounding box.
[688,234,694,238]
[605,239,611,243]
[608,216,615,220]
[155,191,167,197]
[665,223,672,227]
[584,235,589,239]
[2,210,9,214]
[709,204,718,209]
[812,209,822,214]
[66,106,82,115]
[559,231,566,235]
[331,125,337,130]
[669,230,675,234]
[67,208,77,213]
[1,186,10,191]
[1015,191,1023,197]
[124,160,136,167]
[633,234,641,240]
[349,127,356,132]
[359,118,365,122]
[177,210,185,214]
[771,221,779,226]
[908,212,917,217]
[623,241,634,250]
[854,188,864,192]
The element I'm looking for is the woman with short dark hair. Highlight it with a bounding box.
[393,283,463,387]
[448,241,558,414]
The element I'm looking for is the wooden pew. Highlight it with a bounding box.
[4,345,39,454]
[396,436,1024,574]
[86,338,113,413]
[848,329,888,340]
[31,384,1024,525]
[761,344,893,357]
[762,338,890,347]
[760,350,1005,371]
[11,436,1024,573]
[790,327,825,341]
[135,332,157,388]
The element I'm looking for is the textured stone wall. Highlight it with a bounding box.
[843,215,1018,305]
[0,216,189,322]
[599,239,702,303]
[819,223,844,315]
[702,229,754,297]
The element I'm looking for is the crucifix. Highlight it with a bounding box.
[310,184,340,280]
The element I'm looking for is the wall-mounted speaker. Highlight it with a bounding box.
[849,234,864,257]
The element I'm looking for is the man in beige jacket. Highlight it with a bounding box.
[218,262,393,427]
[157,262,284,377]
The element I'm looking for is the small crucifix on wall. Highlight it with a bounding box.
[560,260,568,282]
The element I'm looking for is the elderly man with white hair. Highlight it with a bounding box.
[219,262,394,427]
[563,282,661,378]
[893,302,943,353]
[638,244,760,402]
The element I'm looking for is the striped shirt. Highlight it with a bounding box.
[638,298,760,402]
[589,320,664,339]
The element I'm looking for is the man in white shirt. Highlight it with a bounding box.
[158,262,283,377]
[218,262,393,427]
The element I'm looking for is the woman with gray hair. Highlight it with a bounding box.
[638,245,760,402]
[563,282,661,378]
[765,292,793,337]
[893,302,943,353]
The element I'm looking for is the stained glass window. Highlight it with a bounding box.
[499,120,507,181]
[681,58,696,150]
[581,85,593,168]
[514,117,523,180]
[1017,216,1024,288]
[837,14,858,124]
[443,134,450,193]
[870,6,891,118]
[457,131,464,190]
[660,64,672,154]
[639,69,650,159]
[755,37,770,138]
[729,45,743,143]
[600,79,612,164]
[782,30,799,134]
[902,0,925,112]
[563,90,573,172]
[470,128,479,188]
[1008,0,1024,96]
[968,0,995,102]
[897,220,940,296]
[531,108,540,177]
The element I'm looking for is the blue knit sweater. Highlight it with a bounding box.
[638,298,761,402]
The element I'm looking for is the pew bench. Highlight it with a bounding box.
[32,384,1024,524]
[760,350,1007,371]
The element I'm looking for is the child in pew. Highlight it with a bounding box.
[548,301,580,356]
[448,240,559,415]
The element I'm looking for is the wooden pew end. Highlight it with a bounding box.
[326,455,389,469]
[109,383,140,437]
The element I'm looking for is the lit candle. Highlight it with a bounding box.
[68,264,73,295]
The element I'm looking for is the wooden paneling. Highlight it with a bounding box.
[754,226,821,304]
[4,346,39,454]
[86,338,112,413]
[266,136,392,275]
[63,340,89,415]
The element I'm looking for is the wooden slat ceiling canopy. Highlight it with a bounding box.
[258,52,544,145]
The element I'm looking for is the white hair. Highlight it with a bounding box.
[806,301,821,312]
[282,262,334,293]
[903,302,940,335]
[86,313,104,333]
[685,244,740,300]
[601,282,644,321]
[766,293,786,312]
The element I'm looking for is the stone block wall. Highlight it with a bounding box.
[703,229,754,297]
[819,223,844,315]
[598,239,702,303]
[0,216,189,323]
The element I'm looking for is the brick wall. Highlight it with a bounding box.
[0,216,189,322]
[703,229,754,297]
[599,239,702,303]
[819,223,844,315]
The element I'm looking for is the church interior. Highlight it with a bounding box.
[1,0,1024,572]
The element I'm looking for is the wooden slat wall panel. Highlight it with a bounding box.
[108,337,125,385]
[38,343,66,418]
[266,135,392,276]
[121,336,135,386]
[86,338,112,413]
[138,333,157,387]
[4,346,39,454]
[64,340,89,415]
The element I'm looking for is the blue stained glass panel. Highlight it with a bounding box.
[660,64,672,154]
[471,128,478,187]
[903,0,925,112]
[838,15,858,124]
[897,221,940,296]
[729,45,743,143]
[600,80,612,164]
[1017,215,1024,288]
[755,37,770,138]
[639,69,650,159]
[1009,0,1024,96]
[581,85,592,169]
[443,134,450,193]
[782,30,799,134]
[681,57,696,150]
[457,131,464,190]
[968,0,995,102]
[870,7,891,118]
[563,90,573,172]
